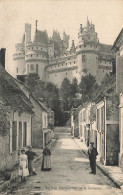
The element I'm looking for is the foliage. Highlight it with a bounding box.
[25,73,40,92]
[79,73,99,104]
[0,104,10,136]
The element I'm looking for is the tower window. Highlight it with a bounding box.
[16,67,18,73]
[82,55,86,63]
[36,64,38,74]
[27,64,29,73]
[30,64,34,71]
[70,62,71,65]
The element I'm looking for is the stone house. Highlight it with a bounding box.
[15,80,52,149]
[71,107,80,137]
[0,64,33,171]
[112,28,123,169]
[78,103,92,147]
[96,95,119,166]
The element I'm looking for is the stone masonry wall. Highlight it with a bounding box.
[106,124,119,165]
[0,135,18,171]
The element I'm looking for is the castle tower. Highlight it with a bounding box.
[25,21,49,80]
[13,33,25,77]
[76,18,99,82]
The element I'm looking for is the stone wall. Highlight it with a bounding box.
[106,124,119,165]
[0,135,18,171]
[30,96,44,149]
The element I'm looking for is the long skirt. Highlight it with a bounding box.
[19,161,29,177]
[41,155,51,171]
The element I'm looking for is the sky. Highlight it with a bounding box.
[0,0,123,76]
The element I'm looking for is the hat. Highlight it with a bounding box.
[21,148,25,152]
[27,145,32,149]
[90,142,94,145]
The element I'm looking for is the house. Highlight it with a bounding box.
[112,28,123,169]
[0,64,33,171]
[78,103,92,147]
[96,96,119,166]
[71,107,80,137]
[15,80,53,149]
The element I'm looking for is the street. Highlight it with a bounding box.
[4,127,122,195]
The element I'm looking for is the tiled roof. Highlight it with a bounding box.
[99,43,114,55]
[0,64,33,114]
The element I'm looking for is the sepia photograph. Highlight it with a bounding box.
[0,0,123,194]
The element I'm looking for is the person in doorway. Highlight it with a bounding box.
[88,142,98,175]
[25,146,37,175]
[19,148,29,182]
[41,144,51,171]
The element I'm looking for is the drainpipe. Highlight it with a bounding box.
[31,112,35,146]
[104,97,107,165]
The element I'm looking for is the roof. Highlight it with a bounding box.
[0,64,33,114]
[99,43,113,54]
[33,30,48,44]
[112,28,123,51]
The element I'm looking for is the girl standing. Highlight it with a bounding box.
[19,148,29,182]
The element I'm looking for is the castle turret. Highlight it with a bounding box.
[13,34,25,77]
[76,19,99,82]
[70,40,76,54]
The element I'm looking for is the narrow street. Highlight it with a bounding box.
[4,127,122,195]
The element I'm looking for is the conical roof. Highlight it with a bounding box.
[33,30,48,44]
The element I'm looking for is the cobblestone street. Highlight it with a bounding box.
[3,127,123,195]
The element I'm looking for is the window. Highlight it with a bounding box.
[30,64,34,71]
[27,64,29,73]
[76,71,78,73]
[23,122,27,147]
[41,48,42,50]
[16,67,18,73]
[79,45,81,48]
[66,72,67,75]
[36,64,38,74]
[74,61,76,64]
[37,55,38,57]
[70,62,71,65]
[66,63,67,65]
[12,122,17,151]
[18,122,22,148]
[82,55,86,62]
[62,64,63,66]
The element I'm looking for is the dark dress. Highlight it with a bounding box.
[88,146,98,174]
[25,150,36,174]
[41,148,51,171]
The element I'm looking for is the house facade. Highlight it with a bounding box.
[15,80,52,149]
[112,28,123,169]
[0,64,33,171]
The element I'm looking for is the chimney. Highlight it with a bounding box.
[0,48,6,68]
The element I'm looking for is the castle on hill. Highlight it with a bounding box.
[13,19,115,87]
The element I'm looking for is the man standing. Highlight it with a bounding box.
[26,146,37,176]
[88,142,98,175]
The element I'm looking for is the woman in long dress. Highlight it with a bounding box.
[19,148,29,182]
[41,145,51,171]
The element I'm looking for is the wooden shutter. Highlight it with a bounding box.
[12,121,17,151]
[23,122,27,147]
